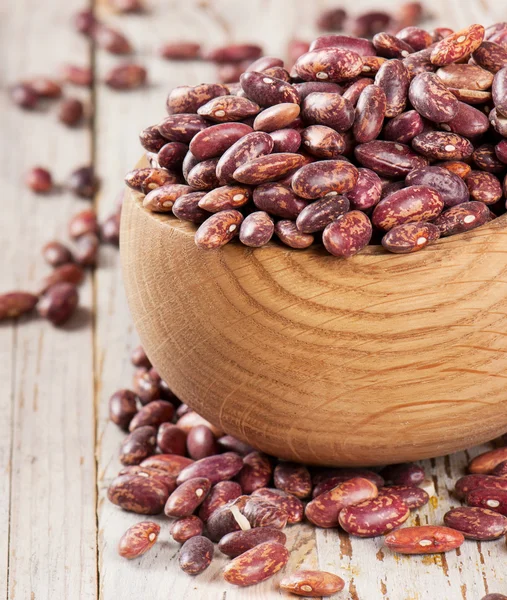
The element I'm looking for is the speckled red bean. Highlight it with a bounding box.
[233,153,306,185]
[140,454,193,476]
[433,201,491,237]
[109,389,138,431]
[469,448,507,474]
[346,168,382,211]
[156,423,187,455]
[186,158,220,190]
[412,131,474,161]
[348,11,391,38]
[198,481,243,523]
[383,110,424,143]
[189,122,253,160]
[466,488,507,516]
[107,473,169,514]
[251,488,304,524]
[474,144,506,173]
[194,209,243,248]
[186,425,218,460]
[322,210,372,257]
[385,525,464,554]
[372,32,415,59]
[431,24,485,66]
[238,211,274,247]
[177,452,243,485]
[342,78,373,106]
[373,185,443,230]
[444,506,507,540]
[173,192,211,224]
[241,496,288,529]
[291,160,358,199]
[280,570,345,597]
[252,183,307,219]
[237,452,272,494]
[158,114,209,143]
[253,103,300,132]
[198,95,261,122]
[408,73,459,123]
[465,171,503,205]
[119,425,157,466]
[472,41,507,74]
[275,220,314,249]
[306,477,378,528]
[379,485,429,509]
[0,292,38,321]
[179,536,214,575]
[267,128,301,153]
[353,84,387,143]
[294,47,363,82]
[339,494,410,537]
[129,400,174,432]
[301,92,355,132]
[310,34,376,57]
[406,165,469,208]
[164,477,211,517]
[170,515,204,544]
[139,125,167,152]
[216,131,274,184]
[219,527,287,558]
[355,140,427,177]
[143,184,194,213]
[301,125,345,158]
[38,282,79,326]
[382,222,440,253]
[239,71,299,106]
[296,195,349,233]
[397,26,433,51]
[118,521,160,559]
[374,59,410,118]
[223,542,289,586]
[436,63,494,91]
[294,81,343,101]
[198,185,250,212]
[439,161,472,179]
[402,47,434,79]
[166,83,229,114]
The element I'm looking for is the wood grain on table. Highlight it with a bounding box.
[1,0,506,599]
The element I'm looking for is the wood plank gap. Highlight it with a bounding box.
[5,325,17,600]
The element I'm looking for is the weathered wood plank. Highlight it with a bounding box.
[0,0,98,598]
[93,1,506,599]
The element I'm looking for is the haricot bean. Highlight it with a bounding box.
[223,542,289,586]
[384,525,464,554]
[339,494,410,537]
[118,521,160,559]
[444,507,507,540]
[280,570,345,597]
[126,21,507,258]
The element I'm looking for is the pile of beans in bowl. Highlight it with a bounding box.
[126,23,507,257]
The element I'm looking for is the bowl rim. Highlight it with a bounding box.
[129,155,507,257]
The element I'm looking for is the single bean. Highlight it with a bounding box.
[164,477,211,517]
[219,527,286,558]
[405,165,469,208]
[251,488,304,524]
[444,506,507,540]
[339,495,410,537]
[301,92,355,132]
[0,292,38,321]
[171,515,204,543]
[294,47,363,82]
[223,542,289,586]
[118,521,160,559]
[296,195,349,233]
[198,185,250,212]
[166,83,229,114]
[408,73,459,122]
[433,201,491,237]
[280,570,345,597]
[179,536,214,575]
[198,95,261,122]
[372,186,444,230]
[431,24,485,66]
[233,153,306,185]
[140,454,194,476]
[107,473,169,514]
[157,423,187,455]
[385,525,464,554]
[323,211,373,257]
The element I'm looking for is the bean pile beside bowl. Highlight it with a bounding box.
[126,22,507,258]
[108,344,507,596]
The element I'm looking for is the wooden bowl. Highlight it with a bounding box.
[121,173,507,466]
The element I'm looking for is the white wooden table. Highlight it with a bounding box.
[1,0,507,598]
